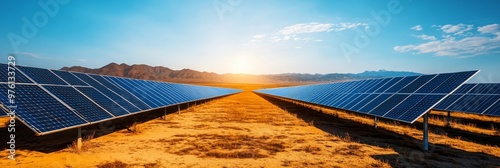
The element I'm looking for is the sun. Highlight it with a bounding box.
[233,55,254,74]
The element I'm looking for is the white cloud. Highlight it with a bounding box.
[270,36,281,42]
[395,23,500,57]
[253,34,267,39]
[411,25,422,31]
[15,52,47,59]
[478,24,500,34]
[415,34,437,41]
[440,24,474,34]
[395,36,500,57]
[277,22,367,36]
[278,23,334,36]
[249,22,366,44]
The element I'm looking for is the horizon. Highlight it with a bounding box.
[1,0,499,83]
[63,62,422,76]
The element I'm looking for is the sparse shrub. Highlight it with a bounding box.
[67,130,96,153]
[341,133,351,141]
[205,150,267,158]
[308,120,314,126]
[143,160,161,168]
[465,122,476,128]
[96,161,128,168]
[304,145,322,153]
[371,160,389,168]
[127,122,142,134]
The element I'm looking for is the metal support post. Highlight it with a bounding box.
[423,112,429,151]
[77,127,82,151]
[446,111,451,127]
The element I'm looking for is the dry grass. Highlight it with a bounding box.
[96,160,128,168]
[431,110,500,123]
[1,83,497,168]
[67,131,96,153]
[159,134,286,158]
[126,122,142,134]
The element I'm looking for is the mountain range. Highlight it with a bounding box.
[61,63,421,84]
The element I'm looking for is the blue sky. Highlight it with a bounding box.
[1,0,499,82]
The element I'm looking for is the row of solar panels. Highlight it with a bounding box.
[254,71,479,123]
[0,63,241,135]
[434,83,500,115]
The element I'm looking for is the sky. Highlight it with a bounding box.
[1,0,499,82]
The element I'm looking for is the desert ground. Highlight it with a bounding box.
[0,83,499,168]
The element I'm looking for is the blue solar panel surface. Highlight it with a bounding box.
[254,71,478,123]
[435,83,500,116]
[89,74,151,110]
[51,70,89,86]
[0,63,241,135]
[75,86,130,116]
[0,84,88,133]
[0,63,33,83]
[16,66,68,85]
[43,85,114,122]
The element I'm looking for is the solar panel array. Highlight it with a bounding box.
[254,71,478,123]
[0,63,241,135]
[435,83,500,116]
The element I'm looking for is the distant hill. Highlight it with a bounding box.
[61,63,421,84]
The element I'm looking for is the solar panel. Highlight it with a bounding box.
[105,76,164,108]
[0,63,33,83]
[75,86,130,116]
[16,66,68,85]
[51,69,89,86]
[0,84,88,134]
[434,83,500,116]
[0,63,241,135]
[254,71,479,123]
[73,73,149,111]
[43,85,114,122]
